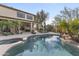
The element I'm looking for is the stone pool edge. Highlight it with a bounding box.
[0,32,60,56]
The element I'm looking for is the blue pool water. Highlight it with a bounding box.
[16,36,72,56]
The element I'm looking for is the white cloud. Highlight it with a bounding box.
[46,18,55,25]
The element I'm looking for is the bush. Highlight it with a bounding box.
[2,32,13,36]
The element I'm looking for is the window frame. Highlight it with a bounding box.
[27,14,33,20]
[17,11,25,18]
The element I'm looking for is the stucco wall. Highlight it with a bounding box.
[0,6,17,18]
[0,6,34,21]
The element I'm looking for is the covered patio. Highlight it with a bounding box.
[0,16,34,35]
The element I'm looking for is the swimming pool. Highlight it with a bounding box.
[3,34,77,56]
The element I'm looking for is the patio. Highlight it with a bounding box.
[0,33,32,55]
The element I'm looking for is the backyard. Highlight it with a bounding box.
[1,4,79,56]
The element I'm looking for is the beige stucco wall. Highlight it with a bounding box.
[0,6,34,21]
[0,6,17,18]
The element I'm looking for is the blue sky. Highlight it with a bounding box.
[3,3,79,24]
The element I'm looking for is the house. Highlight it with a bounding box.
[0,4,35,33]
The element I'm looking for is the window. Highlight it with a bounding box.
[27,14,33,20]
[17,11,25,18]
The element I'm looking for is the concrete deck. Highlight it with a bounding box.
[0,33,31,40]
[0,32,59,40]
[0,33,32,56]
[0,32,59,56]
[0,41,22,56]
[61,38,79,49]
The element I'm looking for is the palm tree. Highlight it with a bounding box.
[0,20,23,34]
[0,20,11,32]
[54,7,79,41]
[54,17,79,39]
[68,19,79,35]
[57,19,68,33]
[0,20,4,33]
[8,20,19,34]
[12,20,23,34]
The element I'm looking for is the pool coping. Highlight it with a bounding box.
[0,32,60,40]
[61,38,79,49]
[0,41,23,56]
[0,32,60,56]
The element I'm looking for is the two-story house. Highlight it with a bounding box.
[0,4,35,33]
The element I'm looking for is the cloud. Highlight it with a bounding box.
[46,18,55,25]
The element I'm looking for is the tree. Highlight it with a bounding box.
[54,7,79,34]
[60,7,72,20]
[54,18,79,39]
[35,10,48,32]
[53,7,79,42]
[40,10,48,32]
[68,19,79,35]
[34,12,41,31]
[56,19,68,33]
[0,20,4,32]
[46,24,53,32]
[55,7,79,21]
[0,20,23,34]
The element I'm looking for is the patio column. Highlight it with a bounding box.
[18,21,21,33]
[30,22,33,32]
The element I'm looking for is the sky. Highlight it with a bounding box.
[2,3,79,24]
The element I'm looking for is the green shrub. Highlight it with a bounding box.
[2,32,13,36]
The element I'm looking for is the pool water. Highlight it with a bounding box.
[4,35,75,56]
[16,36,72,56]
